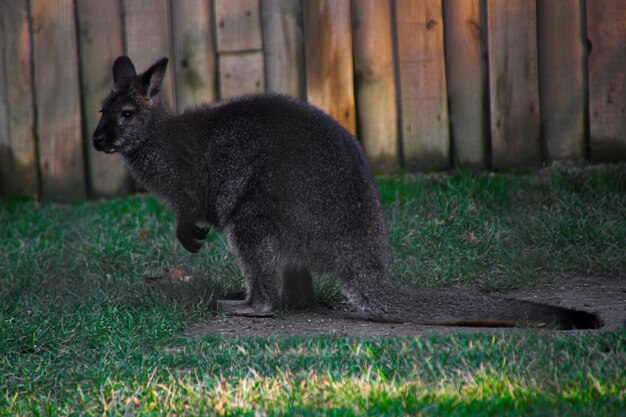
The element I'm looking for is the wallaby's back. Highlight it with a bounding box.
[200,95,388,271]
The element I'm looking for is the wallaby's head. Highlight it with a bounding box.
[93,56,169,154]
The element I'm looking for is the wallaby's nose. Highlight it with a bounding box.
[93,133,104,144]
[92,133,107,151]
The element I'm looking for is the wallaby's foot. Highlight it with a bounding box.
[216,299,277,317]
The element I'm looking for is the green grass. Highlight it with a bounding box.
[381,168,626,288]
[1,167,625,416]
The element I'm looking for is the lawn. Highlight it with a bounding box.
[1,166,625,416]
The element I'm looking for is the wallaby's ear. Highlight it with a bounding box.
[139,57,169,99]
[112,56,136,83]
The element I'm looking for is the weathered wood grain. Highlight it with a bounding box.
[395,0,450,171]
[261,0,305,98]
[123,0,176,111]
[537,0,585,162]
[352,0,399,172]
[0,0,38,197]
[31,0,86,200]
[171,0,218,110]
[443,0,487,168]
[215,0,263,52]
[587,0,626,161]
[219,52,265,99]
[487,0,541,169]
[76,0,130,197]
[303,0,356,135]
[215,0,264,100]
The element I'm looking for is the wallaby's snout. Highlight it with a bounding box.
[92,132,106,152]
[92,131,111,153]
[92,115,116,153]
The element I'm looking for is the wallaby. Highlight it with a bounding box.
[93,56,601,329]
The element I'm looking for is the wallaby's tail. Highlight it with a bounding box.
[353,281,602,330]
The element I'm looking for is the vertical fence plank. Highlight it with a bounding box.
[215,0,264,99]
[0,29,8,195]
[395,0,450,171]
[215,0,263,52]
[487,0,541,169]
[171,0,217,110]
[587,1,626,161]
[261,0,305,98]
[123,0,176,111]
[352,0,399,173]
[303,0,356,135]
[0,0,38,197]
[537,0,585,162]
[31,0,85,200]
[219,53,265,98]
[76,0,130,197]
[443,0,487,169]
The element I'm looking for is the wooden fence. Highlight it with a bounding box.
[0,0,625,201]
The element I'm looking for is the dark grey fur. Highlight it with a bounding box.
[93,56,601,329]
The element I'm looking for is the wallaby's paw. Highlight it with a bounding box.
[176,222,207,253]
[193,225,210,240]
[179,237,203,253]
[216,300,277,318]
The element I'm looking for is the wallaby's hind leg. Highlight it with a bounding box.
[282,267,315,309]
[216,220,282,317]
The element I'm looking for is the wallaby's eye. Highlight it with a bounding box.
[121,110,134,119]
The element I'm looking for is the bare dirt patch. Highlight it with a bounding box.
[182,275,625,339]
[506,275,625,331]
